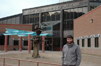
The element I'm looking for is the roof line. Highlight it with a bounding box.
[74,5,101,22]
[23,0,83,11]
[0,24,32,26]
[0,13,22,19]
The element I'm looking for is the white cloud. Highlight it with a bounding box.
[0,0,59,18]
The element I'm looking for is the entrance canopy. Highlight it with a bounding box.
[3,28,53,37]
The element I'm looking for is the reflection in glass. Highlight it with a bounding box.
[64,9,71,20]
[71,9,74,19]
[74,8,78,19]
[42,11,60,22]
[78,8,83,17]
[83,7,88,14]
[53,23,60,30]
[69,20,73,30]
[30,15,34,23]
[23,15,29,24]
[56,11,60,20]
[29,13,39,24]
[42,26,52,31]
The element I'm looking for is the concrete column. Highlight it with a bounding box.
[60,9,64,51]
[52,38,53,51]
[39,13,42,28]
[19,37,22,51]
[4,35,8,52]
[42,36,45,52]
[28,34,31,53]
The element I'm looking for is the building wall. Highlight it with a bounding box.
[0,24,32,50]
[74,6,101,55]
[0,14,22,24]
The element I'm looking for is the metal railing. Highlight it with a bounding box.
[0,57,61,66]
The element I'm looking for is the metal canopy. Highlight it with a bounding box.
[3,28,53,37]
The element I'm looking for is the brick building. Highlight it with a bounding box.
[0,0,101,52]
[0,24,32,50]
[74,5,101,55]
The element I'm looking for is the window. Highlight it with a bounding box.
[95,37,99,47]
[42,11,60,22]
[42,13,47,22]
[34,14,39,22]
[77,39,79,46]
[64,9,71,20]
[78,8,83,17]
[63,21,69,30]
[30,15,34,23]
[56,11,60,20]
[83,7,88,14]
[23,15,29,24]
[69,20,73,30]
[74,8,78,19]
[88,38,91,47]
[70,9,74,19]
[14,40,19,45]
[42,26,52,31]
[53,23,60,30]
[63,20,73,30]
[24,40,28,46]
[82,39,85,47]
[23,14,39,24]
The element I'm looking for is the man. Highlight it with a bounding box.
[61,35,81,66]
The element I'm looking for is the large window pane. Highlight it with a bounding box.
[56,11,60,20]
[70,9,74,19]
[74,8,78,19]
[83,7,88,14]
[42,13,47,22]
[30,14,34,23]
[23,15,29,24]
[35,14,39,22]
[63,21,69,30]
[53,23,60,30]
[42,11,60,22]
[64,9,71,20]
[77,40,79,46]
[88,38,91,47]
[95,37,99,47]
[78,8,83,17]
[69,20,73,30]
[82,39,85,47]
[47,13,51,21]
[51,13,55,21]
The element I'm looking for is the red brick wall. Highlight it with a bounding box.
[0,24,32,32]
[74,6,101,55]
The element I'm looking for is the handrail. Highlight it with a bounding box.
[0,57,61,66]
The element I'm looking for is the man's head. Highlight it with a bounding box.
[67,35,73,44]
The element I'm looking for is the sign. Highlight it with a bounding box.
[23,0,88,15]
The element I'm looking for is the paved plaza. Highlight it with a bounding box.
[0,50,101,66]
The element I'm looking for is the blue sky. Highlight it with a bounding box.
[0,0,59,18]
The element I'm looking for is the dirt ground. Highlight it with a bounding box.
[0,51,101,66]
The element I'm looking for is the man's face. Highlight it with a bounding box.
[67,38,73,44]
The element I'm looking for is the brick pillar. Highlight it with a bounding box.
[19,37,22,51]
[4,35,8,52]
[28,34,31,53]
[42,36,45,52]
